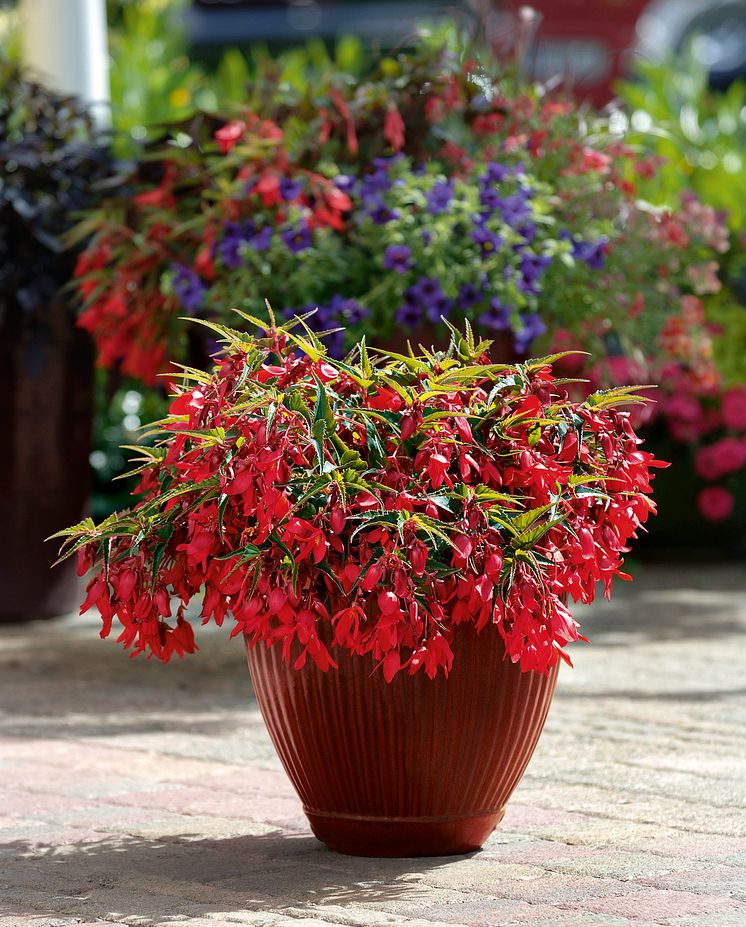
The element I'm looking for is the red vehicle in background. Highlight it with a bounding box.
[500,0,649,105]
[188,2,746,103]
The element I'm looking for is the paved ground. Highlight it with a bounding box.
[1,564,745,927]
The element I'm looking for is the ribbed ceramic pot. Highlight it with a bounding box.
[246,621,558,857]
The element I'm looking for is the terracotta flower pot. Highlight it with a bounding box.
[246,622,558,857]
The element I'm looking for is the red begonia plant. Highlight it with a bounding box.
[55,316,665,678]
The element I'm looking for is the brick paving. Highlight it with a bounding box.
[1,564,745,927]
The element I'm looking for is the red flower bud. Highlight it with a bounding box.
[330,507,346,534]
[361,563,384,592]
[410,541,428,576]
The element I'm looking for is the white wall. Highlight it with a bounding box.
[21,0,110,125]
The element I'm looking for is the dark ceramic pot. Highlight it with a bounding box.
[246,622,558,857]
[0,295,92,622]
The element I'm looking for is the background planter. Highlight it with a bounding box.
[247,622,558,857]
[0,295,92,622]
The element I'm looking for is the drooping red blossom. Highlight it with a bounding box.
[56,320,664,678]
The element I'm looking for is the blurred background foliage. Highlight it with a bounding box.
[618,54,746,231]
[617,54,746,389]
[1,0,371,156]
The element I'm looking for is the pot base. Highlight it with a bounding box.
[306,808,505,857]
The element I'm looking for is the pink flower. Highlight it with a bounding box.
[665,393,702,424]
[695,438,746,481]
[722,387,746,432]
[686,261,721,295]
[698,486,735,523]
[214,120,246,155]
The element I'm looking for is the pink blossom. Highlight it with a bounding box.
[665,393,702,424]
[695,438,746,480]
[722,387,746,432]
[698,486,735,523]
[686,261,721,295]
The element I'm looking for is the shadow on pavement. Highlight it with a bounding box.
[0,830,454,921]
[577,579,746,644]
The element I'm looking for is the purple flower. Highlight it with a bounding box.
[396,302,423,329]
[360,168,393,200]
[458,282,482,309]
[499,192,532,227]
[479,187,503,212]
[471,226,504,257]
[334,174,356,193]
[425,294,453,324]
[366,196,399,225]
[572,237,607,270]
[249,226,272,252]
[480,162,512,185]
[281,223,312,253]
[280,177,303,201]
[514,312,547,353]
[307,304,335,330]
[477,297,511,331]
[329,294,369,324]
[412,276,444,306]
[427,181,453,215]
[421,229,433,247]
[383,244,413,273]
[218,239,242,269]
[518,253,552,295]
[171,263,206,315]
[218,220,261,268]
[373,154,402,170]
[323,329,346,358]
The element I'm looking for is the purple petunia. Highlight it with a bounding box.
[479,187,503,212]
[366,196,400,225]
[479,162,512,185]
[171,263,206,315]
[477,297,511,331]
[281,223,312,253]
[498,192,533,227]
[572,236,607,270]
[217,221,249,269]
[425,294,453,324]
[334,174,356,193]
[471,226,504,257]
[458,282,483,309]
[360,168,393,201]
[249,226,272,252]
[514,312,547,353]
[383,244,413,273]
[323,329,346,358]
[426,181,453,215]
[329,294,369,325]
[518,253,552,295]
[412,276,444,305]
[395,276,448,329]
[218,239,242,269]
[396,302,424,329]
[279,177,304,201]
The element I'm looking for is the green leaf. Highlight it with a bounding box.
[312,376,336,434]
[511,516,567,550]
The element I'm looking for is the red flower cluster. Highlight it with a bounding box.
[58,320,664,678]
